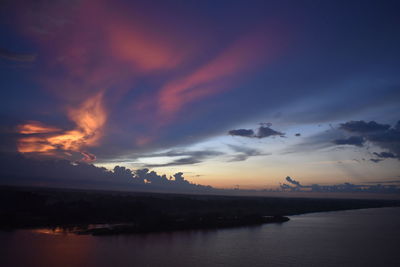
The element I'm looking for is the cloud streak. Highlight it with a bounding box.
[157,30,284,121]
[140,149,224,167]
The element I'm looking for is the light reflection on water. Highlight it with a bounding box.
[1,207,399,267]
[32,224,129,235]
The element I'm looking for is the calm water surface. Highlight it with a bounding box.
[1,207,399,267]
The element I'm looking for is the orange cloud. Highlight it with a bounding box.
[67,92,107,148]
[17,121,61,134]
[17,92,107,162]
[17,136,55,153]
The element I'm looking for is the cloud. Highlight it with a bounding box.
[227,144,266,162]
[339,120,391,133]
[16,92,107,162]
[373,152,396,159]
[370,158,383,163]
[5,0,400,168]
[228,129,255,138]
[81,151,96,162]
[290,120,400,162]
[256,126,284,138]
[156,29,284,120]
[365,180,400,184]
[0,152,212,193]
[332,136,365,147]
[140,149,223,167]
[338,120,400,160]
[295,133,301,137]
[4,0,292,163]
[228,125,284,139]
[279,176,400,194]
[284,128,345,154]
[17,121,61,134]
[285,176,302,187]
[144,157,203,168]
[0,48,36,62]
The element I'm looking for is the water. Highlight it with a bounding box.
[1,207,399,267]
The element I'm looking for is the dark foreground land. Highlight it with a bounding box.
[0,186,399,235]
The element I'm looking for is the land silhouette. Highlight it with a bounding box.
[1,186,399,235]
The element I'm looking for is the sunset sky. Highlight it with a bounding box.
[1,0,399,192]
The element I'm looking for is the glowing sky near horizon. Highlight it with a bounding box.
[0,0,399,189]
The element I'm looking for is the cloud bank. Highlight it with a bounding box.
[280,176,400,194]
[337,120,400,161]
[0,153,212,193]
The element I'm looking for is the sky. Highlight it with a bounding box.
[0,0,399,195]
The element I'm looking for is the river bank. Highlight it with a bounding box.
[1,186,398,235]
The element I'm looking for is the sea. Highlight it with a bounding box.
[1,207,399,267]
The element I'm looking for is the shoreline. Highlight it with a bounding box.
[3,206,400,236]
[1,186,399,235]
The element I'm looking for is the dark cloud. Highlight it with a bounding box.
[280,177,400,194]
[285,176,302,187]
[228,129,255,138]
[332,136,365,147]
[227,144,267,162]
[228,125,284,139]
[295,133,301,137]
[339,121,391,133]
[256,126,284,138]
[395,121,400,131]
[0,48,36,62]
[280,183,294,191]
[0,153,213,193]
[339,120,400,160]
[365,180,400,184]
[293,120,400,162]
[373,152,396,159]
